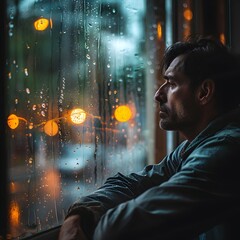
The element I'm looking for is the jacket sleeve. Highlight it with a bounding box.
[93,137,240,240]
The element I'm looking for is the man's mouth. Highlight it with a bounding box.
[159,111,167,117]
[159,110,168,118]
[159,105,168,118]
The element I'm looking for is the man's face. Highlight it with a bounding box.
[155,55,201,133]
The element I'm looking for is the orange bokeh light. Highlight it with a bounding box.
[183,9,193,21]
[34,18,49,31]
[157,22,162,40]
[70,108,87,124]
[114,105,132,122]
[7,114,19,129]
[43,170,60,199]
[9,201,20,227]
[44,120,59,136]
[220,33,226,45]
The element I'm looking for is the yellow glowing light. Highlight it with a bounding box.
[157,22,162,40]
[114,105,132,122]
[183,9,193,21]
[9,201,20,227]
[44,120,59,136]
[8,114,19,129]
[34,18,49,31]
[70,108,87,124]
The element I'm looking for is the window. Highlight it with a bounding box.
[5,0,167,238]
[2,0,235,239]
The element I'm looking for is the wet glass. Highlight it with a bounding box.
[6,0,166,238]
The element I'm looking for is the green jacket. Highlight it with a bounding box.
[67,108,240,240]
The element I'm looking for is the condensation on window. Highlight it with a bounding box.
[6,0,162,238]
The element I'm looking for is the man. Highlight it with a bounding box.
[58,36,240,240]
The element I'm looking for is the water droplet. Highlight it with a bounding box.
[32,105,37,110]
[86,54,90,59]
[9,21,14,28]
[107,64,110,68]
[9,30,13,37]
[28,157,33,164]
[24,68,28,76]
[26,88,30,94]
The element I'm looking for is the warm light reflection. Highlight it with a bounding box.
[70,108,87,124]
[183,9,193,21]
[7,114,19,129]
[157,22,162,40]
[7,114,28,129]
[10,182,16,193]
[49,18,53,29]
[44,120,59,136]
[7,108,98,134]
[220,33,226,45]
[9,201,20,227]
[43,170,60,199]
[114,105,132,122]
[34,18,49,31]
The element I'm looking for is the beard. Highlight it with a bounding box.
[159,106,198,132]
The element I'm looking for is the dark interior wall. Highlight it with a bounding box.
[200,0,240,53]
[230,0,240,53]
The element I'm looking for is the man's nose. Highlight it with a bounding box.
[154,84,166,103]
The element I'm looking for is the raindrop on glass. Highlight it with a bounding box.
[24,68,29,76]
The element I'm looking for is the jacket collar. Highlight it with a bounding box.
[181,107,240,158]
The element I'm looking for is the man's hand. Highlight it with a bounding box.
[58,215,88,240]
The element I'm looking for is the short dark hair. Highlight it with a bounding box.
[161,36,240,110]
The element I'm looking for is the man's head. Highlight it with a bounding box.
[155,36,240,140]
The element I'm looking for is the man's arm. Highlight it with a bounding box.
[58,145,182,240]
[92,139,240,240]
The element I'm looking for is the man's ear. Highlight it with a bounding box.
[197,79,215,105]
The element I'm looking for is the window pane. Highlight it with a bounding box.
[6,0,165,238]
